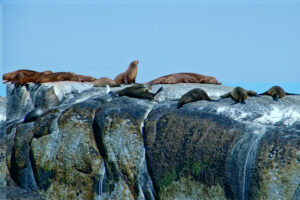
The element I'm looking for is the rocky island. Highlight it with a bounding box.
[2,82,300,200]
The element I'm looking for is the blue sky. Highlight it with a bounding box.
[1,0,300,96]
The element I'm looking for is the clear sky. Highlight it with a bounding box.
[1,0,300,96]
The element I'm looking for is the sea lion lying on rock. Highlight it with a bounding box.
[35,72,79,83]
[3,69,53,84]
[259,86,298,101]
[93,77,121,87]
[220,86,257,104]
[148,72,221,85]
[178,88,218,108]
[114,84,163,100]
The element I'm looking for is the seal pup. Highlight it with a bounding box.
[220,86,257,104]
[115,84,163,100]
[23,107,46,123]
[114,60,139,84]
[178,88,218,108]
[259,86,297,101]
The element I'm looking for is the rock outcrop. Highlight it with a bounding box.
[4,82,300,200]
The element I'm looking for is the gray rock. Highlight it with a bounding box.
[4,83,300,200]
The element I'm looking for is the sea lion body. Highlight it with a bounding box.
[178,88,215,108]
[116,84,163,100]
[36,72,78,83]
[93,77,118,87]
[3,69,38,82]
[77,75,96,82]
[114,60,139,84]
[221,86,257,104]
[148,72,221,85]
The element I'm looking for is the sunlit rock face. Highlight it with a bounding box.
[4,83,300,200]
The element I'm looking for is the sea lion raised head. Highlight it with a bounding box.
[114,60,139,84]
[178,88,216,108]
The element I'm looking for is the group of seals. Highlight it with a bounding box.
[3,69,96,84]
[177,85,297,108]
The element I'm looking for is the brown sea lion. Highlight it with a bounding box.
[116,84,163,100]
[35,72,79,83]
[148,72,221,85]
[114,60,139,84]
[3,69,38,82]
[93,77,118,87]
[4,70,53,84]
[259,86,297,101]
[178,88,218,108]
[220,86,257,104]
[77,75,96,82]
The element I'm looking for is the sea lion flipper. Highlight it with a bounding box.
[154,87,163,97]
[285,92,298,95]
[220,92,231,98]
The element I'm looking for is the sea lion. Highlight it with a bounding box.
[148,72,221,85]
[77,74,96,82]
[220,86,257,104]
[36,72,79,83]
[23,107,46,123]
[178,88,217,108]
[93,77,120,87]
[116,84,163,100]
[259,86,297,101]
[14,70,53,84]
[114,60,139,84]
[3,69,38,83]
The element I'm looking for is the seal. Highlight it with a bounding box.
[77,74,96,82]
[3,69,38,83]
[259,86,297,101]
[220,86,257,104]
[93,77,120,87]
[178,88,217,108]
[148,72,221,85]
[36,72,79,83]
[114,60,139,84]
[15,70,53,84]
[23,107,46,123]
[116,84,163,100]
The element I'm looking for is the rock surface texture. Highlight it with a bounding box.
[3,82,300,200]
